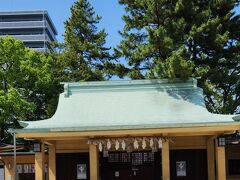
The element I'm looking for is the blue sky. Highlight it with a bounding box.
[0,0,239,49]
[0,0,125,48]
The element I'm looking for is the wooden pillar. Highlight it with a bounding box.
[89,144,99,180]
[5,157,14,180]
[49,143,56,180]
[162,140,170,180]
[216,143,226,180]
[35,143,45,180]
[207,137,215,180]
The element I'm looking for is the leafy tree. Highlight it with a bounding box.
[116,0,240,114]
[50,0,120,120]
[54,0,114,82]
[0,36,53,141]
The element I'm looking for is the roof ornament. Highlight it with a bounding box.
[64,83,70,97]
[193,78,198,88]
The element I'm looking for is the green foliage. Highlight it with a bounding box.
[0,36,53,141]
[149,47,194,80]
[49,0,118,122]
[54,0,115,82]
[0,87,35,125]
[116,0,240,114]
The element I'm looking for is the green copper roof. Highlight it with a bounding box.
[17,79,240,132]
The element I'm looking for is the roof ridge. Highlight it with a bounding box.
[61,78,197,96]
[61,78,197,87]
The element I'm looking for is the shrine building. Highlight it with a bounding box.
[8,79,240,180]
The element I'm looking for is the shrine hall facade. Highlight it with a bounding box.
[10,79,240,180]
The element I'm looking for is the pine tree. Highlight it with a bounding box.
[55,0,113,82]
[116,0,240,114]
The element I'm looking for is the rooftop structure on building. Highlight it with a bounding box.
[18,78,240,132]
[0,10,58,52]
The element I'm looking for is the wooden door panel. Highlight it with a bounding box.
[56,153,89,180]
[100,151,161,180]
[170,149,208,180]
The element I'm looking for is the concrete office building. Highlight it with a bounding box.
[0,10,57,52]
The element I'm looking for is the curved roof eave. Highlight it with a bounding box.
[16,79,239,133]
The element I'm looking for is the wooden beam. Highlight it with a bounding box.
[39,132,222,140]
[56,149,88,153]
[21,131,234,141]
[43,140,54,146]
[48,143,56,180]
[89,144,99,180]
[171,146,206,150]
[162,140,170,180]
[35,143,45,180]
[216,144,226,180]
[16,123,240,139]
[207,137,215,180]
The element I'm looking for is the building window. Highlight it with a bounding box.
[132,153,143,165]
[120,153,131,163]
[16,163,48,180]
[17,164,35,174]
[228,159,240,175]
[108,153,119,163]
[107,152,155,165]
[143,152,154,163]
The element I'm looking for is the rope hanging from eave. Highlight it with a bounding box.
[87,136,171,152]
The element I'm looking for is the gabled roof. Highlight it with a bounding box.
[17,79,240,133]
